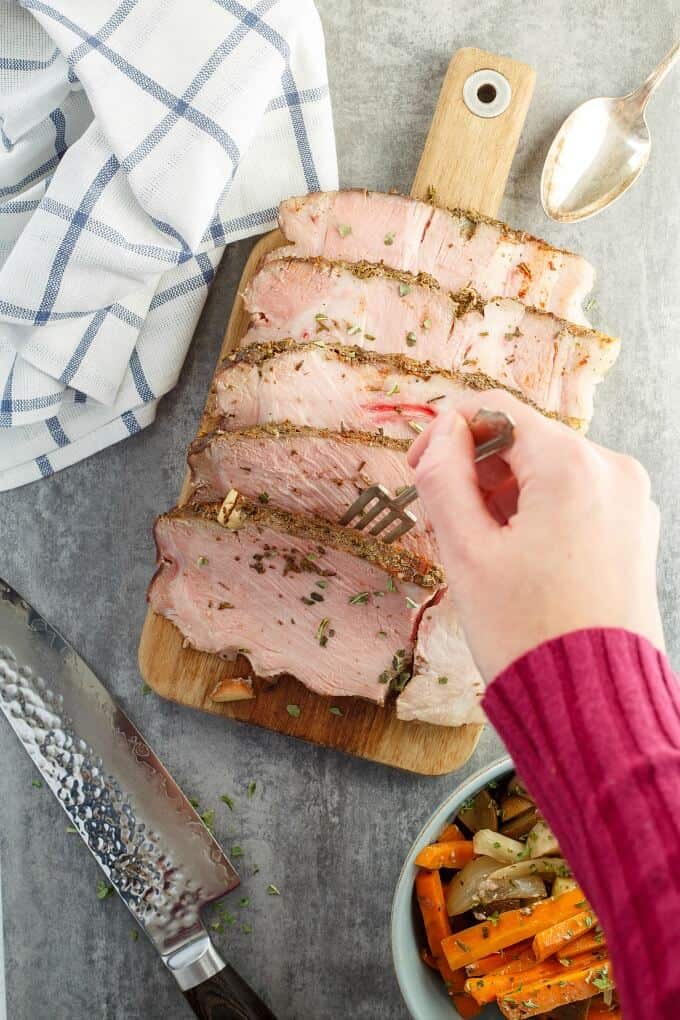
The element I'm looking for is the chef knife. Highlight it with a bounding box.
[0,579,276,1020]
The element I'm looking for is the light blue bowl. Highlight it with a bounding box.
[391,756,514,1020]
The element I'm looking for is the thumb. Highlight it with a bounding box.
[411,411,498,565]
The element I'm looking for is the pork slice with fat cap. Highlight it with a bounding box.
[188,423,437,562]
[209,341,585,438]
[148,499,443,704]
[244,257,619,424]
[278,191,595,324]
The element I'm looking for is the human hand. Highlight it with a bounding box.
[408,391,664,681]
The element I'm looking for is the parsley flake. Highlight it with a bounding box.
[96,880,114,901]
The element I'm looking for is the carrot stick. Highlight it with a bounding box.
[466,950,608,1006]
[437,821,465,842]
[532,908,596,961]
[415,869,451,958]
[465,941,535,977]
[442,888,585,971]
[420,947,439,971]
[451,992,483,1018]
[414,841,475,870]
[556,927,606,960]
[438,952,482,1016]
[498,960,612,1019]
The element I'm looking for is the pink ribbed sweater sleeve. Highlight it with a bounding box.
[482,628,680,1019]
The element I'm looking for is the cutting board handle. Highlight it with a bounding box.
[411,47,536,218]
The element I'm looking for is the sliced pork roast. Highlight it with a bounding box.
[278,191,595,324]
[188,424,437,562]
[209,340,584,440]
[149,498,443,704]
[244,258,619,425]
[397,594,485,727]
[186,429,489,723]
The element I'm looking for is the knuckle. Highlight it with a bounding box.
[619,454,651,495]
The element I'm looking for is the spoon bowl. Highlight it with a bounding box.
[541,95,651,222]
[541,41,680,222]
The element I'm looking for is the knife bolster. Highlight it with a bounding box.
[164,930,226,991]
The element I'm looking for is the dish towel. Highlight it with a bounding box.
[0,0,338,490]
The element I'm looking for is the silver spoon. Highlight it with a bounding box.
[541,41,680,222]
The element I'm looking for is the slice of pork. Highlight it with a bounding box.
[396,593,485,727]
[209,340,584,438]
[149,499,443,704]
[188,423,438,562]
[244,257,619,424]
[278,191,595,324]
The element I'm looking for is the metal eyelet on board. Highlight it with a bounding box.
[463,69,512,118]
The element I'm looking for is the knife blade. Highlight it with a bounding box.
[0,579,276,1020]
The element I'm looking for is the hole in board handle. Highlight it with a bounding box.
[463,70,512,119]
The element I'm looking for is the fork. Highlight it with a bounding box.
[339,409,515,543]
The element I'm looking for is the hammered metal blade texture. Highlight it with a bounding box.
[0,581,239,959]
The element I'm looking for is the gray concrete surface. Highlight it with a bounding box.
[1,2,679,1017]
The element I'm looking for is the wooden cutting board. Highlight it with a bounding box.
[139,48,536,775]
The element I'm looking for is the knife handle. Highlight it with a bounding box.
[184,964,278,1020]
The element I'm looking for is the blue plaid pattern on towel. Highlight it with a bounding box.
[0,0,338,489]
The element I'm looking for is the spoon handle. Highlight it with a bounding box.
[630,40,680,110]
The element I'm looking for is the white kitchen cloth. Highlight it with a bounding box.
[0,0,338,490]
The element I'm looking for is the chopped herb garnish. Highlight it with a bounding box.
[189,797,200,809]
[386,382,400,396]
[231,845,244,857]
[301,596,314,605]
[257,492,270,504]
[197,555,209,567]
[310,591,324,603]
[590,968,614,992]
[347,324,362,336]
[241,922,253,934]
[337,223,352,237]
[584,297,598,312]
[438,676,448,685]
[329,706,343,716]
[315,312,327,322]
[384,232,395,245]
[316,580,328,589]
[363,332,376,341]
[66,825,78,833]
[407,420,423,434]
[398,283,411,298]
[131,929,139,941]
[200,809,215,831]
[96,880,114,901]
[286,704,301,718]
[405,597,418,610]
[378,630,387,638]
[422,317,432,330]
[239,897,250,908]
[247,781,257,799]
[349,591,370,605]
[31,779,43,788]
[267,884,281,896]
[455,939,471,954]
[405,331,417,346]
[386,576,396,592]
[221,795,235,810]
[316,617,331,646]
